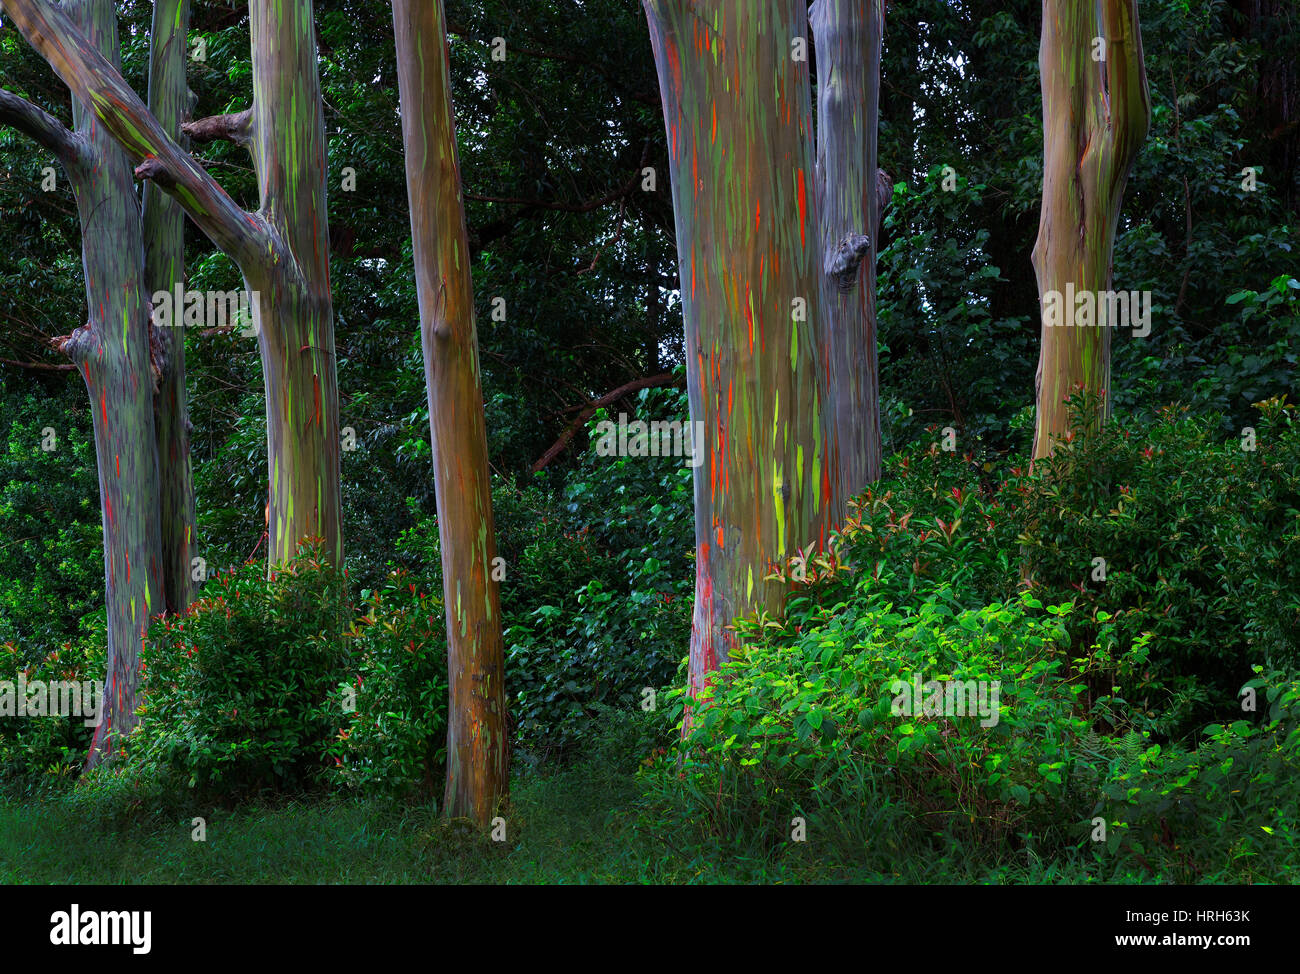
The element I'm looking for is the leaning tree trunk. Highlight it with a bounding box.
[810,0,887,503]
[644,0,832,731]
[3,0,344,568]
[1031,0,1149,459]
[143,0,197,612]
[392,0,509,826]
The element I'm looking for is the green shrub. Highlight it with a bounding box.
[0,383,102,649]
[1082,664,1300,882]
[1012,393,1300,738]
[325,570,448,797]
[0,625,105,797]
[505,384,692,760]
[643,587,1099,857]
[132,544,350,795]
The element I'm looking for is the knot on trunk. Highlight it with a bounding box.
[826,232,872,292]
[134,157,176,190]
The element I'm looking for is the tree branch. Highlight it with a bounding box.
[530,372,686,471]
[0,0,268,268]
[0,87,82,164]
[182,109,253,147]
[0,355,76,373]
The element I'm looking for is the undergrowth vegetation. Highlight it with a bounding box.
[3,394,1298,883]
[641,395,1300,882]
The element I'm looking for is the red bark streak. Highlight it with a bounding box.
[797,167,807,249]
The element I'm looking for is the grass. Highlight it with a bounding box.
[0,755,1185,884]
[0,758,848,884]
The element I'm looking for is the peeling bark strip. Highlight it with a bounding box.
[1031,0,1150,459]
[3,0,344,568]
[643,0,834,731]
[392,0,508,826]
[811,0,886,495]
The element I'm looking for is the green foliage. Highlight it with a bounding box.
[1014,393,1300,737]
[643,588,1097,856]
[0,625,104,797]
[394,383,693,762]
[641,399,1300,879]
[877,167,1034,452]
[0,383,102,649]
[1082,665,1300,882]
[505,384,692,760]
[132,545,351,795]
[325,571,448,798]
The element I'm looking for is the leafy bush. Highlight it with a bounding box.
[505,383,692,760]
[325,570,448,797]
[0,383,102,649]
[807,393,1299,742]
[1012,393,1300,737]
[0,625,104,797]
[643,587,1099,857]
[1082,664,1300,882]
[132,544,350,795]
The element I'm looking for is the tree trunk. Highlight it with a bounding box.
[143,0,196,613]
[392,0,510,826]
[1,0,205,766]
[65,0,164,767]
[810,0,886,500]
[1030,0,1149,459]
[245,0,341,566]
[3,0,344,568]
[643,0,833,730]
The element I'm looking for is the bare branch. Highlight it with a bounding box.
[530,372,686,471]
[0,0,268,268]
[0,87,82,164]
[0,355,76,373]
[182,109,253,147]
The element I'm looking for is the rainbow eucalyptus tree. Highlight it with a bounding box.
[391,0,508,826]
[1031,0,1149,458]
[143,0,197,614]
[3,0,344,566]
[0,0,175,765]
[644,0,888,726]
[810,0,887,495]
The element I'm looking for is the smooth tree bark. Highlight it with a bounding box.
[3,0,344,566]
[1030,0,1150,459]
[643,0,836,727]
[142,0,196,612]
[391,0,508,826]
[0,0,165,766]
[810,0,887,498]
